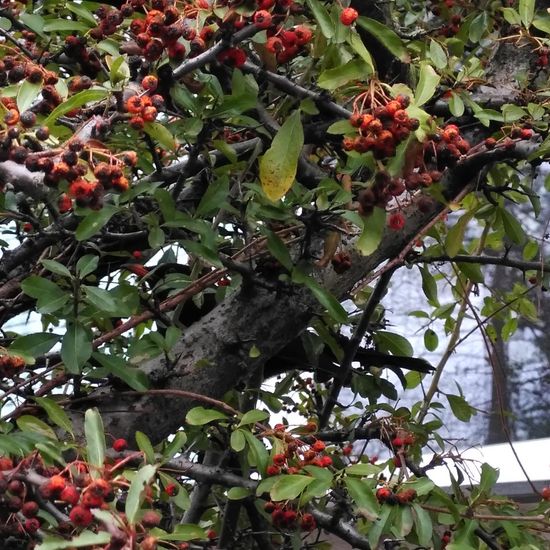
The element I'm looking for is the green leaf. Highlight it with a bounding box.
[76,255,99,278]
[477,462,499,495]
[238,409,269,427]
[17,79,42,113]
[242,430,269,474]
[37,532,111,550]
[259,110,304,201]
[66,3,97,26]
[84,408,106,477]
[357,17,409,62]
[499,208,526,245]
[347,32,375,73]
[412,503,433,546]
[151,524,206,542]
[270,475,314,501]
[519,0,535,27]
[61,323,92,375]
[83,286,119,314]
[293,270,348,324]
[163,431,187,461]
[346,463,382,476]
[318,59,372,90]
[424,329,439,351]
[144,122,176,151]
[368,505,394,548]
[43,19,92,32]
[126,464,157,525]
[449,92,465,117]
[327,119,354,135]
[186,406,228,426]
[374,331,413,357]
[414,63,441,107]
[10,333,60,358]
[230,429,246,452]
[501,7,521,26]
[93,352,149,391]
[523,240,539,261]
[445,212,473,257]
[196,175,230,216]
[75,205,118,241]
[136,431,155,463]
[447,394,476,422]
[264,229,293,271]
[227,486,251,500]
[306,0,335,38]
[429,40,447,69]
[16,415,57,440]
[419,266,439,307]
[21,276,69,314]
[43,89,109,128]
[344,477,379,520]
[34,397,73,435]
[356,207,386,256]
[41,259,72,278]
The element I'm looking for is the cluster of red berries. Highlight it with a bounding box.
[266,427,333,476]
[344,95,419,160]
[64,35,102,77]
[331,251,352,274]
[429,0,462,37]
[0,57,56,89]
[0,355,25,379]
[389,432,416,467]
[125,76,165,130]
[264,501,317,531]
[376,485,417,505]
[264,25,314,64]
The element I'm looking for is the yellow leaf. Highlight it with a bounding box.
[259,110,304,202]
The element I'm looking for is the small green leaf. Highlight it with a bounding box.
[356,207,386,256]
[76,255,99,278]
[318,60,372,90]
[446,212,473,257]
[126,464,157,525]
[523,240,539,260]
[136,431,155,463]
[499,208,526,245]
[93,352,149,392]
[357,17,409,62]
[84,408,106,477]
[150,524,206,542]
[61,323,92,375]
[306,0,335,38]
[83,286,119,314]
[227,487,251,500]
[44,89,109,128]
[412,503,433,546]
[34,397,73,435]
[17,79,42,113]
[346,463,382,476]
[424,329,439,351]
[449,92,465,117]
[374,331,414,357]
[270,475,314,501]
[21,276,69,314]
[344,477,379,520]
[10,333,60,358]
[37,532,111,550]
[264,229,293,271]
[414,63,441,107]
[419,266,440,307]
[41,259,72,278]
[186,406,228,426]
[43,19,92,32]
[519,0,535,27]
[16,415,57,440]
[259,110,304,201]
[144,122,176,151]
[163,431,187,460]
[242,430,269,474]
[447,394,476,422]
[429,40,447,69]
[347,32,375,73]
[75,205,118,241]
[293,270,348,324]
[238,409,269,427]
[230,429,246,452]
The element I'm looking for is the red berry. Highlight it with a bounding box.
[342,445,353,456]
[376,487,392,502]
[206,529,217,540]
[23,222,33,232]
[165,483,178,496]
[69,505,93,527]
[391,437,404,448]
[387,212,405,231]
[340,7,358,26]
[266,465,280,476]
[112,438,128,452]
[312,440,325,452]
[24,518,40,533]
[22,501,39,518]
[141,75,158,91]
[253,10,272,29]
[273,454,286,466]
[60,485,80,505]
[320,455,332,467]
[542,487,550,500]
